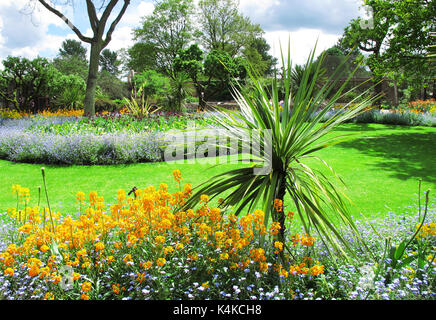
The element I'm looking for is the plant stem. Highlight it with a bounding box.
[41,167,56,234]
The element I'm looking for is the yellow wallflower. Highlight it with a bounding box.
[4,268,14,277]
[156,257,166,267]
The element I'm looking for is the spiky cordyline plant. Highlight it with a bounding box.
[184,42,378,259]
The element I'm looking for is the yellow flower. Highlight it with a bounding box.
[156,257,166,267]
[81,281,92,292]
[219,253,229,260]
[76,192,85,203]
[154,235,166,245]
[80,293,90,300]
[28,265,40,277]
[123,254,133,264]
[44,292,55,300]
[164,246,174,255]
[4,268,14,277]
[95,242,105,251]
[173,169,182,184]
[40,245,50,253]
[270,222,281,236]
[200,194,209,203]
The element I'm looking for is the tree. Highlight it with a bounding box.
[340,0,435,102]
[99,49,121,76]
[53,40,89,80]
[243,37,278,77]
[184,45,376,260]
[133,0,194,76]
[0,56,59,113]
[197,0,263,57]
[36,0,131,116]
[174,44,206,107]
[126,42,158,73]
[203,49,246,101]
[52,55,89,81]
[58,39,87,60]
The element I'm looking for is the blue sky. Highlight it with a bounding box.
[0,0,364,67]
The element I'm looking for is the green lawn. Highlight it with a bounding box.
[0,123,435,221]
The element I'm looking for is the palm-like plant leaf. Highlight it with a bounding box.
[183,41,378,256]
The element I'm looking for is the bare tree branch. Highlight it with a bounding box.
[85,0,99,33]
[37,0,93,43]
[103,0,130,48]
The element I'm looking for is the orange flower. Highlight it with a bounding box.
[81,281,92,292]
[270,222,281,236]
[4,268,14,277]
[95,242,105,251]
[156,257,166,267]
[44,292,55,300]
[273,199,283,212]
[173,169,182,184]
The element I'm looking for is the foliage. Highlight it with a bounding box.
[185,44,376,259]
[0,124,164,165]
[121,84,160,119]
[407,99,436,114]
[133,0,194,76]
[340,0,435,100]
[51,74,86,110]
[0,175,435,300]
[58,39,87,61]
[197,0,263,57]
[52,56,89,81]
[242,37,278,77]
[99,49,121,76]
[97,71,129,100]
[174,44,205,105]
[126,42,159,73]
[133,70,170,103]
[0,174,325,300]
[203,49,247,101]
[0,56,59,113]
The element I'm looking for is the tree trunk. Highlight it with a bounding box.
[275,177,288,267]
[83,42,102,117]
[393,81,399,106]
[433,79,436,99]
[195,83,206,111]
[374,80,383,106]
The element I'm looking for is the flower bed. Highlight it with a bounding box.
[0,112,223,165]
[0,172,434,300]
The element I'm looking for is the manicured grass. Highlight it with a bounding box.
[0,123,435,220]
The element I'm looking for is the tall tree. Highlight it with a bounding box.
[133,0,194,76]
[340,0,435,102]
[36,0,131,116]
[197,0,263,57]
[100,48,121,76]
[58,39,87,60]
[243,37,278,76]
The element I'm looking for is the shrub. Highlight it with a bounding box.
[94,98,123,113]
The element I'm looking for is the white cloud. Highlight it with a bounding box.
[106,1,154,52]
[0,0,153,63]
[0,0,73,61]
[264,28,340,66]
